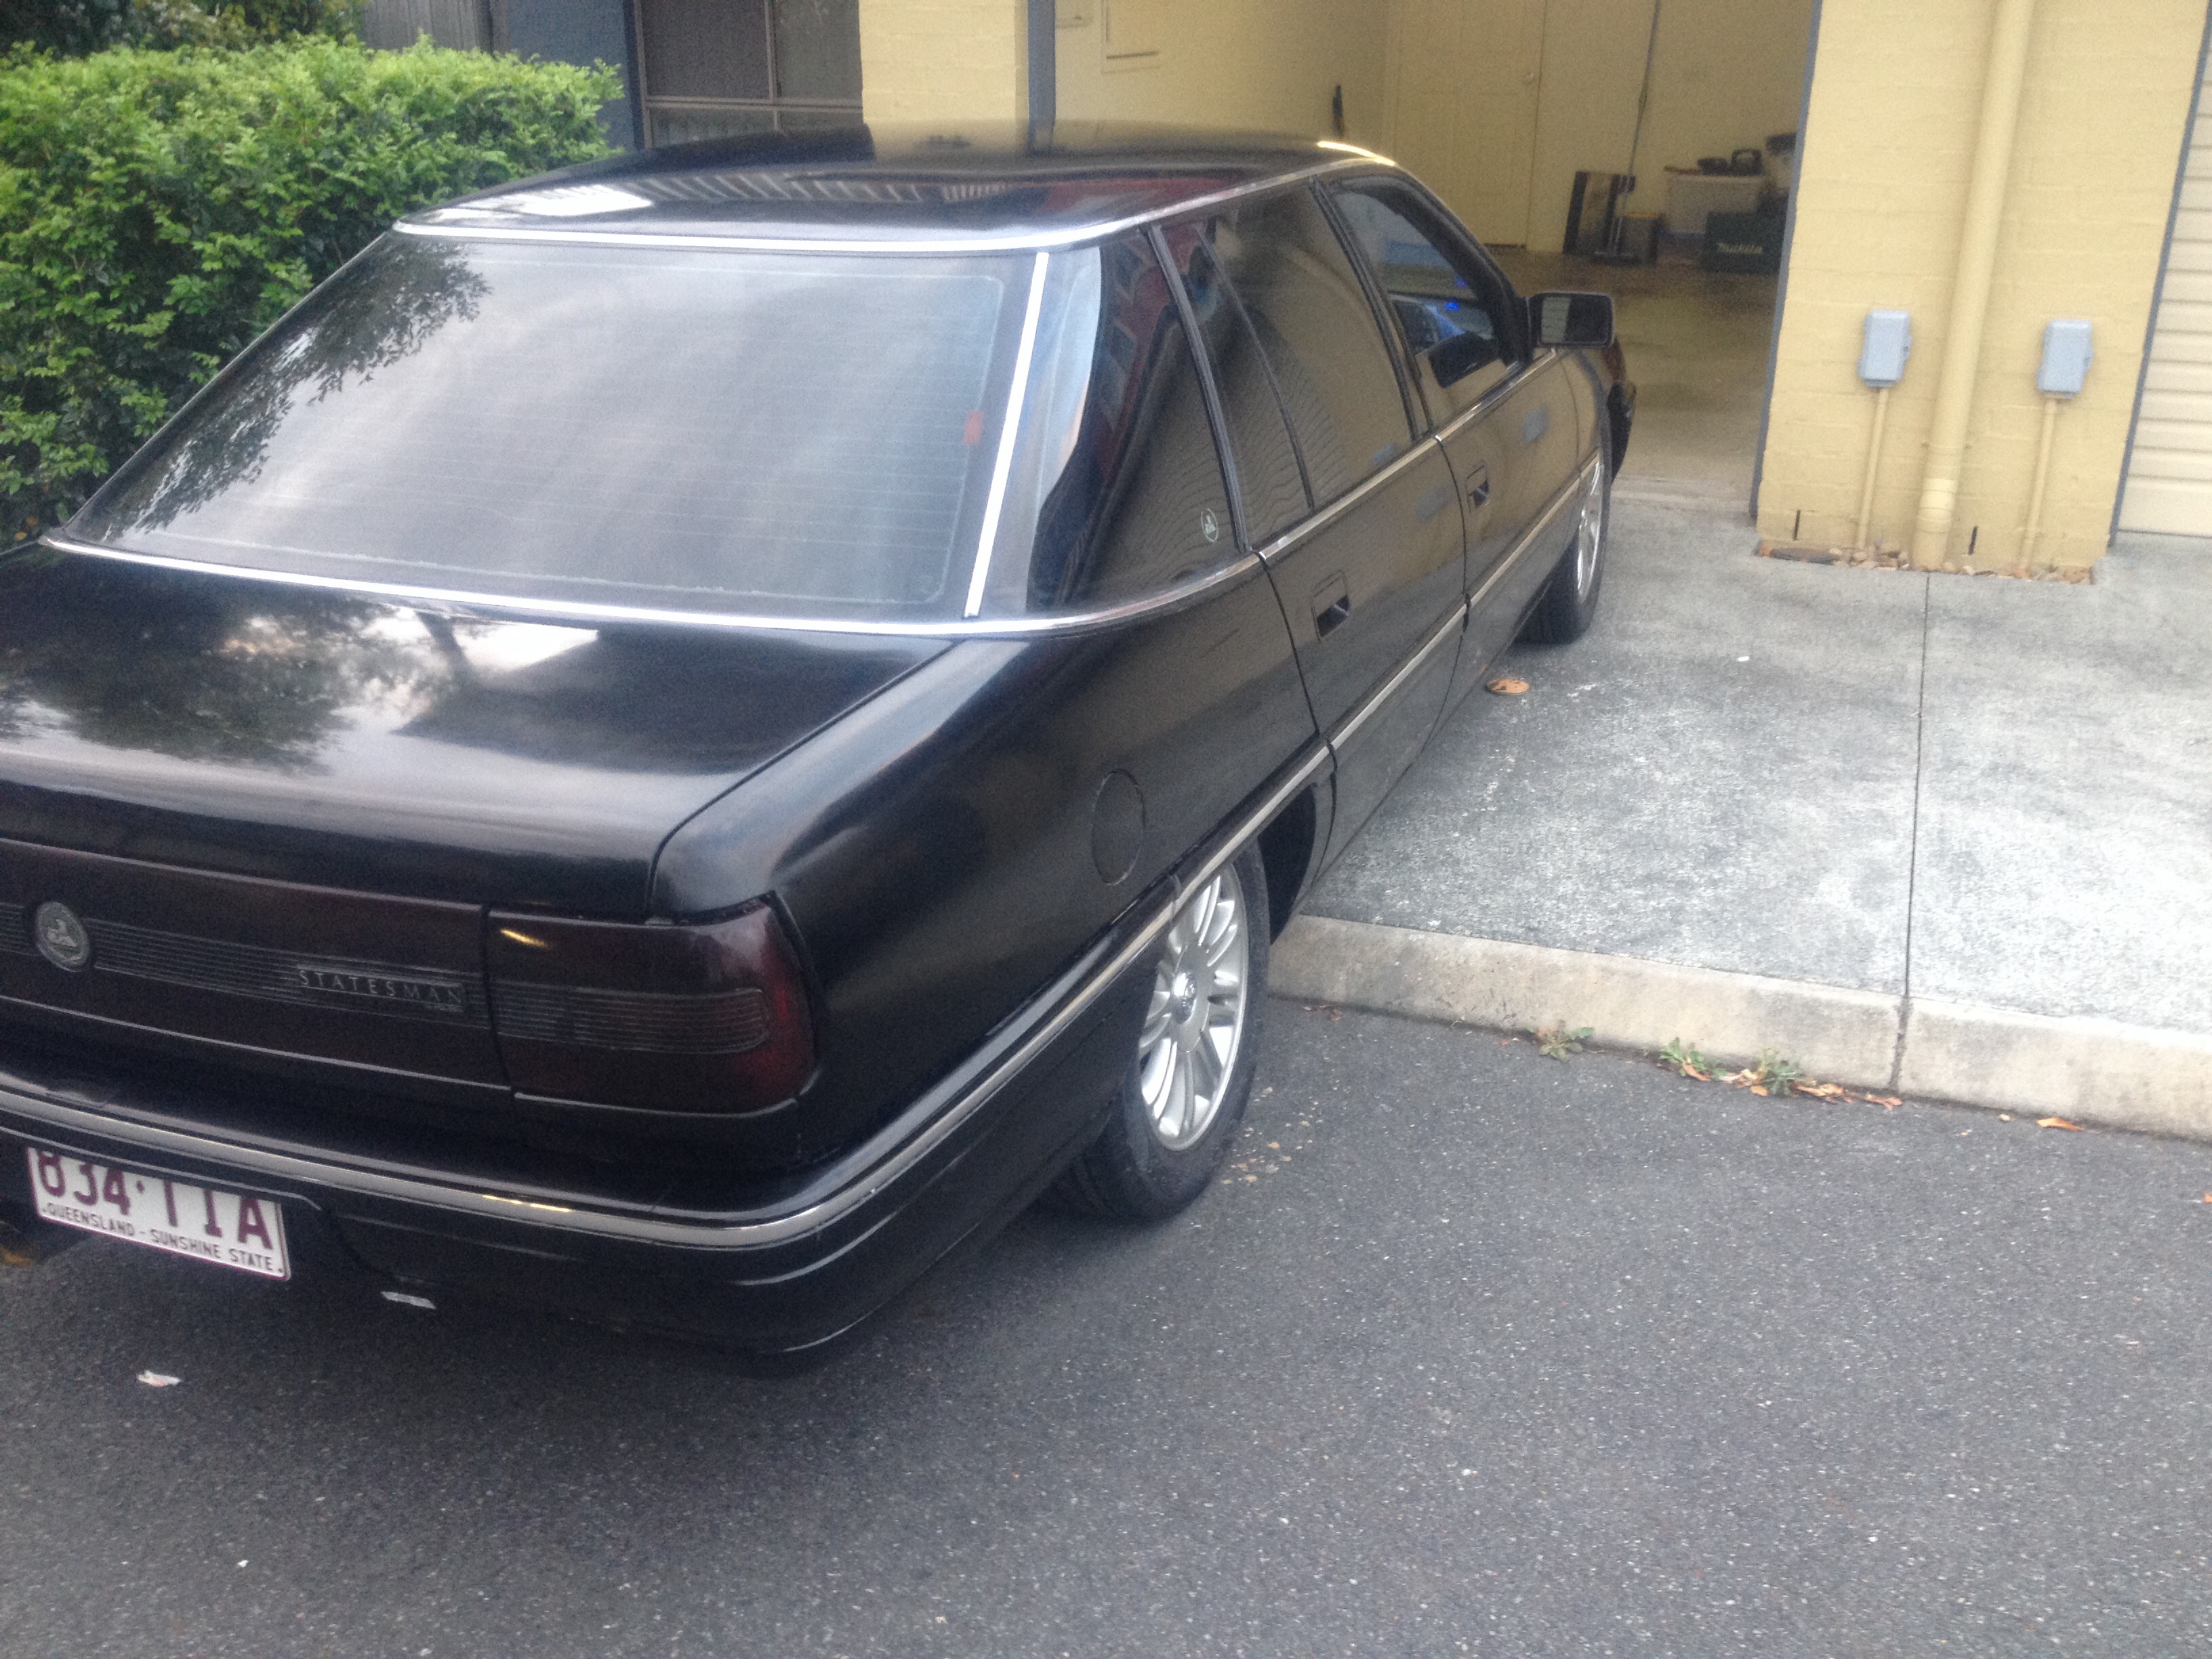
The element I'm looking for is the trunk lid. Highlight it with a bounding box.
[0,555,943,1089]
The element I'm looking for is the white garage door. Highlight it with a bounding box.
[2122,52,2212,534]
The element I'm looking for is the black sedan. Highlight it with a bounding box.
[0,126,1631,1361]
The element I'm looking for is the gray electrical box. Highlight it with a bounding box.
[2039,319,2093,397]
[1859,310,1912,387]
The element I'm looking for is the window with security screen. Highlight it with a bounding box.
[634,0,861,147]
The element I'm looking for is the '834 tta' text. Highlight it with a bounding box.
[25,1149,290,1278]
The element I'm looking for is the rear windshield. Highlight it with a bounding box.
[70,236,1032,623]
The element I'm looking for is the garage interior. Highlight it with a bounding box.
[1381,0,1818,502]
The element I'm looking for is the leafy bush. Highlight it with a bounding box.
[2,0,358,61]
[0,39,618,543]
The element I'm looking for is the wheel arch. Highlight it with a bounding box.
[1254,780,1324,940]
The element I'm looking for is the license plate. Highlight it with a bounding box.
[24,1147,290,1279]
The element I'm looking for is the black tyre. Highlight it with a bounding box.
[1518,455,1610,645]
[1051,844,1269,1221]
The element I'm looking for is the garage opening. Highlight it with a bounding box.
[2120,40,2212,537]
[1382,0,1818,504]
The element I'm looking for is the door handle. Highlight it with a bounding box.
[1312,573,1351,638]
[1465,463,1492,507]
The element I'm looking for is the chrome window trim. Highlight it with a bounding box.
[1151,223,1255,554]
[41,409,1591,642]
[964,249,1050,617]
[392,157,1372,258]
[1430,346,1563,449]
[0,739,1334,1250]
[1249,427,1444,562]
[39,533,1276,640]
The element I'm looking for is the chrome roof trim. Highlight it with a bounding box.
[39,533,1272,640]
[392,157,1371,256]
[966,249,1050,617]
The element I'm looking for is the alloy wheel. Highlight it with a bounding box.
[1575,464,1607,600]
[1137,865,1252,1150]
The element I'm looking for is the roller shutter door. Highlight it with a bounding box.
[2122,53,2212,534]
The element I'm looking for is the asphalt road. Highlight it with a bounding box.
[3,1002,2209,1657]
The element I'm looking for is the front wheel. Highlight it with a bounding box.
[1050,845,1269,1221]
[1518,455,1610,644]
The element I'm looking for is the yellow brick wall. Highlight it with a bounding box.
[1759,0,2205,568]
[858,1,1388,146]
[858,0,1029,125]
[1054,0,1388,141]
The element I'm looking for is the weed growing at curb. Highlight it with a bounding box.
[1658,1039,1903,1108]
[1534,1025,1592,1061]
[1736,1048,1805,1098]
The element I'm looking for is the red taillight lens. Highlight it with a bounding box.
[487,901,815,1113]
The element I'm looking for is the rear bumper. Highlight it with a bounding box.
[0,909,1161,1355]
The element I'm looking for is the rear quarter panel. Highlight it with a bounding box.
[653,561,1319,1161]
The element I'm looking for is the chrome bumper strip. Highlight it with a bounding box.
[0,739,1334,1252]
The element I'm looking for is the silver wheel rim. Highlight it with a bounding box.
[1138,865,1252,1150]
[1574,466,1606,600]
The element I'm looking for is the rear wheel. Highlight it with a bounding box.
[1518,455,1610,644]
[1050,846,1269,1221]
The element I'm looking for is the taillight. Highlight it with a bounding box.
[487,901,815,1113]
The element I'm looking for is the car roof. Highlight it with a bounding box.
[399,123,1397,251]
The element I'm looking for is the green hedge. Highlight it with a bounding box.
[0,39,619,544]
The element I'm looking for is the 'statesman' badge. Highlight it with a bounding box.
[295,964,468,1015]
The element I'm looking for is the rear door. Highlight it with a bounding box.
[1159,187,1467,867]
[1328,178,1582,697]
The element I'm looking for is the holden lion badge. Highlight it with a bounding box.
[33,901,91,972]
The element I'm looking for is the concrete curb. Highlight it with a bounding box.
[1900,1000,2212,1140]
[1272,916,2212,1140]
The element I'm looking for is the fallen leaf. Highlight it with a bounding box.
[2036,1116,2086,1132]
[1748,1084,1768,1097]
[2198,1193,2212,1204]
[137,1371,181,1389]
[1867,1095,1902,1107]
[1486,677,1529,695]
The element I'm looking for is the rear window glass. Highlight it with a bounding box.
[70,236,1032,623]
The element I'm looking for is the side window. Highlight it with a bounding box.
[1158,222,1311,545]
[1329,182,1519,418]
[1017,234,1240,610]
[1191,187,1416,507]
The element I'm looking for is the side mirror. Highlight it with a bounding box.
[1527,291,1616,350]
